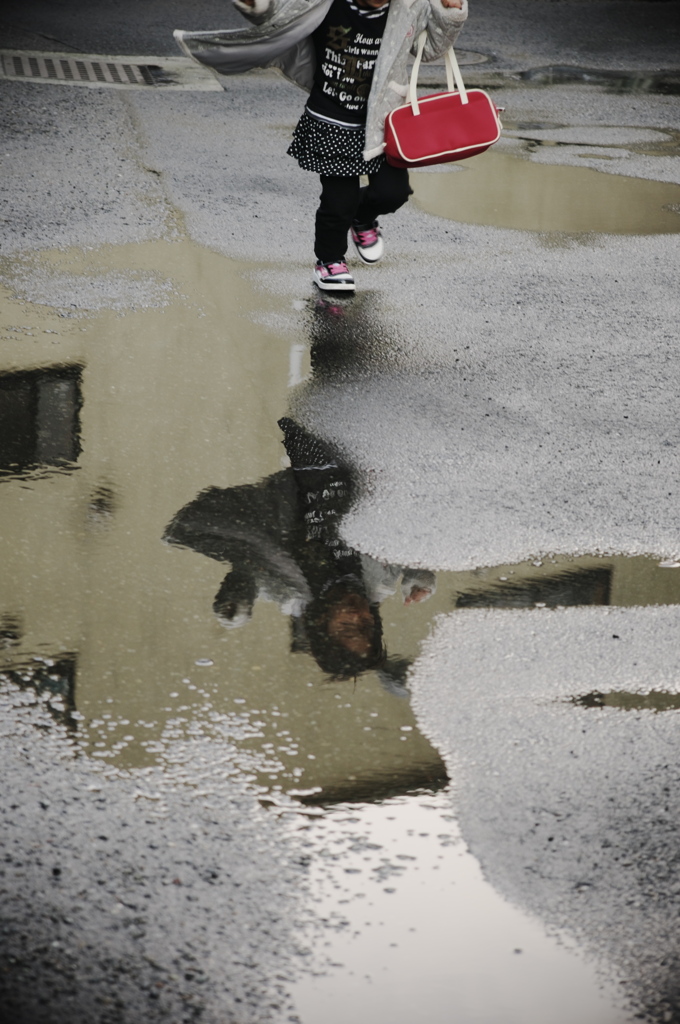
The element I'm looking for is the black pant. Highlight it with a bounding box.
[315,162,412,263]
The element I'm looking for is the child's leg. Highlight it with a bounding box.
[315,175,361,263]
[355,163,412,227]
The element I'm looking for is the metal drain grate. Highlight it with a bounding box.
[2,52,154,86]
[0,50,222,91]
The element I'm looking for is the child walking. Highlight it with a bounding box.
[178,0,468,291]
[289,0,467,291]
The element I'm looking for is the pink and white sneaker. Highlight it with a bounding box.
[313,260,355,292]
[351,220,384,264]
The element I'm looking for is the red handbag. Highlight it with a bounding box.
[385,32,502,169]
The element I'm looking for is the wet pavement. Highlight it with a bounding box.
[412,603,680,1024]
[1,1,680,1022]
[2,235,680,1023]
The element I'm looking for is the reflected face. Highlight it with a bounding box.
[327,593,376,656]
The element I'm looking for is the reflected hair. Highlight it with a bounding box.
[303,589,386,681]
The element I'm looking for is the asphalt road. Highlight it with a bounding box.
[1,1,680,1021]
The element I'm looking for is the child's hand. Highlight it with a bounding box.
[404,585,434,605]
[441,0,464,7]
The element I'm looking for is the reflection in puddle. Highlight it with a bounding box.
[0,241,450,805]
[0,237,672,1022]
[572,690,680,713]
[292,793,623,1024]
[451,553,680,610]
[1,652,77,729]
[163,413,448,802]
[517,66,680,97]
[457,562,611,608]
[465,68,680,97]
[0,363,82,477]
[501,123,680,160]
[0,612,22,649]
[85,482,118,528]
[411,151,680,234]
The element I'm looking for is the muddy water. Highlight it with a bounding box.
[1,236,675,1022]
[411,151,680,234]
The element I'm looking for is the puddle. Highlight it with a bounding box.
[449,553,680,610]
[292,793,623,1024]
[430,47,489,67]
[411,151,680,234]
[501,122,680,159]
[0,241,449,800]
[517,66,680,97]
[1,244,680,787]
[572,690,680,713]
[0,236,674,1022]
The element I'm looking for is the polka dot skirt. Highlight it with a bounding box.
[288,110,385,177]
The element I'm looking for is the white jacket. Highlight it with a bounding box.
[175,0,468,161]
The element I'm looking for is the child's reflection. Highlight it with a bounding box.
[164,418,434,682]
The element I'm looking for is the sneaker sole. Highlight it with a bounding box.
[313,277,355,292]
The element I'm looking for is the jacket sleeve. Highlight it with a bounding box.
[417,0,468,62]
[400,569,437,601]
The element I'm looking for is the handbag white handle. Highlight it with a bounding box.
[408,29,468,115]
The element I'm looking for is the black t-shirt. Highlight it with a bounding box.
[306,0,390,126]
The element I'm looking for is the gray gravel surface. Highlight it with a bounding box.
[0,688,306,1024]
[3,0,679,70]
[0,83,171,254]
[289,224,680,571]
[1,1,243,56]
[460,0,680,71]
